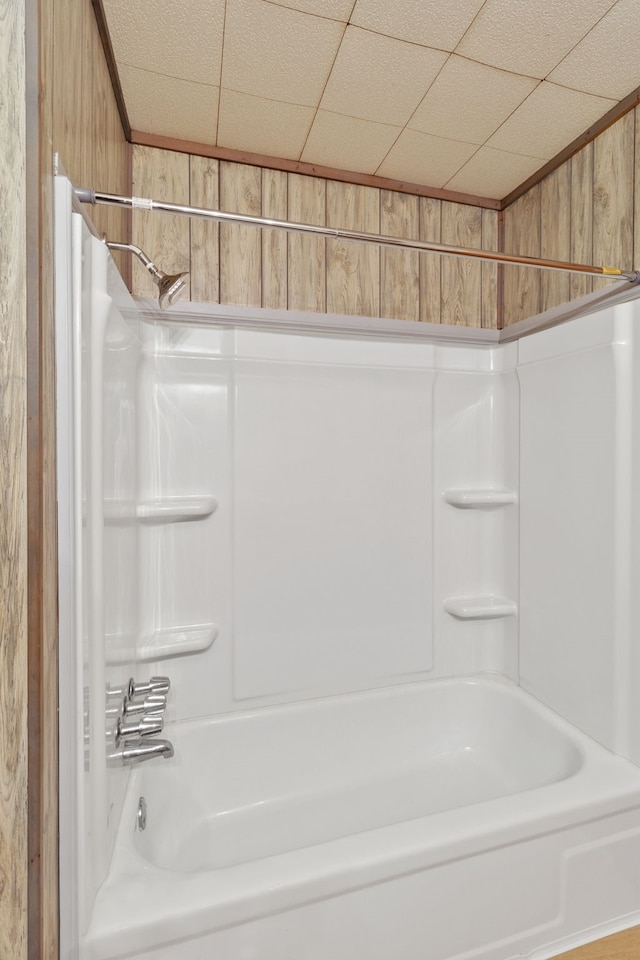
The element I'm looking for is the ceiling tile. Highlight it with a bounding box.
[456,0,616,79]
[266,0,354,19]
[487,82,616,159]
[351,0,485,51]
[549,0,640,100]
[410,56,538,145]
[118,65,219,143]
[320,26,448,125]
[217,90,314,158]
[301,110,402,173]
[445,147,544,199]
[376,129,478,188]
[103,0,224,87]
[222,0,345,107]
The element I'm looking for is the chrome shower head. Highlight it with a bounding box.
[157,270,189,309]
[105,240,189,310]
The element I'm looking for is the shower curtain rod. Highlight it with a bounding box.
[76,187,640,283]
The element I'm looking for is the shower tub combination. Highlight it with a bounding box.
[85,677,640,960]
[57,178,640,960]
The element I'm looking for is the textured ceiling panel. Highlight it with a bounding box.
[487,82,617,159]
[377,129,478,187]
[118,65,219,144]
[103,0,224,87]
[457,0,616,78]
[301,110,401,173]
[350,0,485,51]
[222,0,345,106]
[446,146,545,197]
[320,26,448,125]
[102,0,640,200]
[548,0,640,100]
[217,90,315,158]
[269,0,355,19]
[409,56,538,145]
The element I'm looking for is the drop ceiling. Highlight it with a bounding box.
[102,0,640,201]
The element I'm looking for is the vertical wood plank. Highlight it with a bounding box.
[287,174,326,313]
[481,209,498,329]
[570,144,594,301]
[593,112,634,291]
[541,164,571,312]
[1,0,28,957]
[419,198,442,324]
[635,107,640,276]
[503,185,541,325]
[190,156,219,303]
[219,161,262,307]
[441,202,482,327]
[132,146,191,299]
[380,191,419,321]
[262,169,288,310]
[326,182,380,318]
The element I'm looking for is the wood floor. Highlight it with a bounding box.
[553,927,640,959]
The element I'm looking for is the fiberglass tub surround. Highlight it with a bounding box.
[55,185,640,960]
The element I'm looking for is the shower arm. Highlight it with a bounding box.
[77,187,640,283]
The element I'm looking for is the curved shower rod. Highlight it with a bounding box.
[76,186,640,283]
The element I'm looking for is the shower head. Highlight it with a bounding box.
[105,240,189,309]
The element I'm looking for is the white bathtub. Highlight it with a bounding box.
[84,676,640,960]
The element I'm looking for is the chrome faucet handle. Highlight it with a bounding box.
[123,693,167,716]
[116,714,163,745]
[128,676,171,698]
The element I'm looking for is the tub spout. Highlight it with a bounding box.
[113,738,174,766]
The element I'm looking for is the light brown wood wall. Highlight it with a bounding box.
[503,107,639,325]
[1,0,28,957]
[28,0,131,958]
[132,145,499,328]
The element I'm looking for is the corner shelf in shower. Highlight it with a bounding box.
[136,496,218,523]
[444,596,517,620]
[443,489,517,508]
[136,623,218,662]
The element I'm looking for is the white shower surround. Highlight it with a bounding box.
[55,176,640,960]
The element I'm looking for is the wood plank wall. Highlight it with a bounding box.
[502,107,639,325]
[132,145,499,328]
[28,0,131,957]
[1,0,28,957]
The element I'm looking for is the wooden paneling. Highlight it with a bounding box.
[326,181,380,318]
[131,145,191,300]
[503,185,542,325]
[541,164,571,312]
[190,156,219,304]
[552,927,640,959]
[503,109,639,323]
[261,169,288,310]
[592,112,634,291]
[419,197,442,324]
[441,202,483,327]
[220,161,262,307]
[570,143,594,301]
[1,2,28,958]
[380,190,420,322]
[133,146,500,327]
[288,173,326,313]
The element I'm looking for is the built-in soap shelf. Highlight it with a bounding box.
[137,624,218,662]
[443,489,517,508]
[136,496,217,523]
[104,624,217,664]
[444,596,517,620]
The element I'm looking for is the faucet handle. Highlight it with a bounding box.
[128,676,171,698]
[116,714,163,745]
[123,693,167,716]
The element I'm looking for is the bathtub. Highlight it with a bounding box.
[84,675,640,960]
